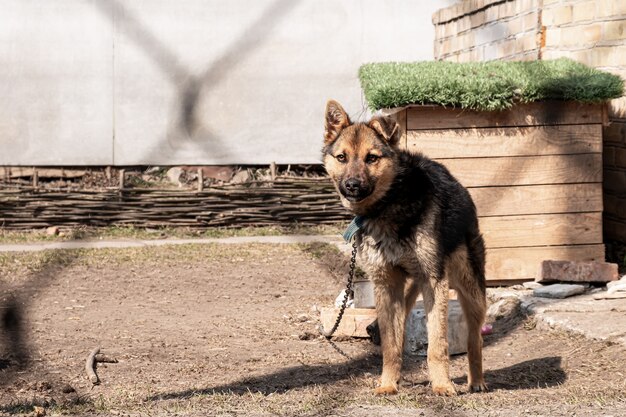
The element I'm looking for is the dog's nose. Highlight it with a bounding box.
[344,178,361,192]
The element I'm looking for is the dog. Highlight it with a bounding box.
[322,100,487,396]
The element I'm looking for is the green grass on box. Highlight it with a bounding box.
[359,58,624,111]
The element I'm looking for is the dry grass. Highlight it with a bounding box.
[0,224,345,245]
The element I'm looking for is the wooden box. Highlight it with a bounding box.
[388,101,606,285]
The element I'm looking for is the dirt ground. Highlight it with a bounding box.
[1,243,625,416]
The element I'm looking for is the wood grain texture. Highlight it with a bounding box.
[603,121,626,146]
[470,183,602,217]
[479,212,603,248]
[406,101,604,130]
[406,124,602,158]
[439,154,602,187]
[485,244,605,281]
[320,307,376,338]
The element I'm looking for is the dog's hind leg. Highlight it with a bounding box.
[373,267,406,395]
[453,247,488,392]
[422,275,456,396]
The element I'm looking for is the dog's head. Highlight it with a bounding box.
[322,100,400,214]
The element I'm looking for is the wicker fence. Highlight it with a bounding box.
[0,177,350,229]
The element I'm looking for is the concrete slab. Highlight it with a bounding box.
[522,293,626,346]
[535,311,626,344]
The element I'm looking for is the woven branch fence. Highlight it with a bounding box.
[0,178,351,230]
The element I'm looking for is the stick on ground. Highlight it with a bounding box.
[86,347,101,385]
[95,353,119,364]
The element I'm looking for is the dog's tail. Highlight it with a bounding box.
[466,226,487,294]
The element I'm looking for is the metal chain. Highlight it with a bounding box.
[319,239,358,339]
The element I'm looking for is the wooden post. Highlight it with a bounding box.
[32,167,39,188]
[602,102,610,127]
[119,169,125,190]
[270,162,277,181]
[197,167,204,191]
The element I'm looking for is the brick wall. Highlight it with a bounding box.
[433,0,626,244]
[433,0,542,62]
[541,0,626,118]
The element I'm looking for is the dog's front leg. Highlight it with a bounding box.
[422,276,456,396]
[373,268,406,395]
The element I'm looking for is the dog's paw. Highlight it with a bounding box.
[432,382,457,396]
[374,385,398,395]
[469,381,488,393]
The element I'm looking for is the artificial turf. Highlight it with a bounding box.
[359,58,624,111]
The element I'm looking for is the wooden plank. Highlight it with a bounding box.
[320,307,376,338]
[603,121,626,146]
[406,124,601,158]
[439,153,601,187]
[485,244,605,282]
[470,183,602,217]
[479,212,603,248]
[406,101,604,130]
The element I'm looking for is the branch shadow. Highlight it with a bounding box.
[92,0,301,163]
[0,251,80,387]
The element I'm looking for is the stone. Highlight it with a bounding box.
[607,275,626,289]
[353,280,375,309]
[166,167,183,186]
[523,281,542,290]
[533,283,587,299]
[144,166,161,174]
[45,226,59,236]
[537,260,619,284]
[231,169,253,184]
[200,166,235,182]
[593,292,626,300]
[607,281,626,294]
[487,297,521,321]
[405,300,468,356]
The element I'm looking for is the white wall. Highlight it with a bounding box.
[1,0,448,166]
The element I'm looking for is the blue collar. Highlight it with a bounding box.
[342,216,365,242]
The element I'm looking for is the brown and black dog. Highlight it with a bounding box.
[322,100,487,396]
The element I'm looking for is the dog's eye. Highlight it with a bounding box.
[365,154,380,164]
[336,154,347,163]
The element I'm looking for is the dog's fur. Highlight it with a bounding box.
[322,100,487,396]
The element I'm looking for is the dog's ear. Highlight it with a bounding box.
[324,100,351,145]
[368,117,400,146]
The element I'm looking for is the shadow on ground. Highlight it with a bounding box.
[148,353,564,401]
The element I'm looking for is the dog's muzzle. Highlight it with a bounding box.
[339,178,372,202]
